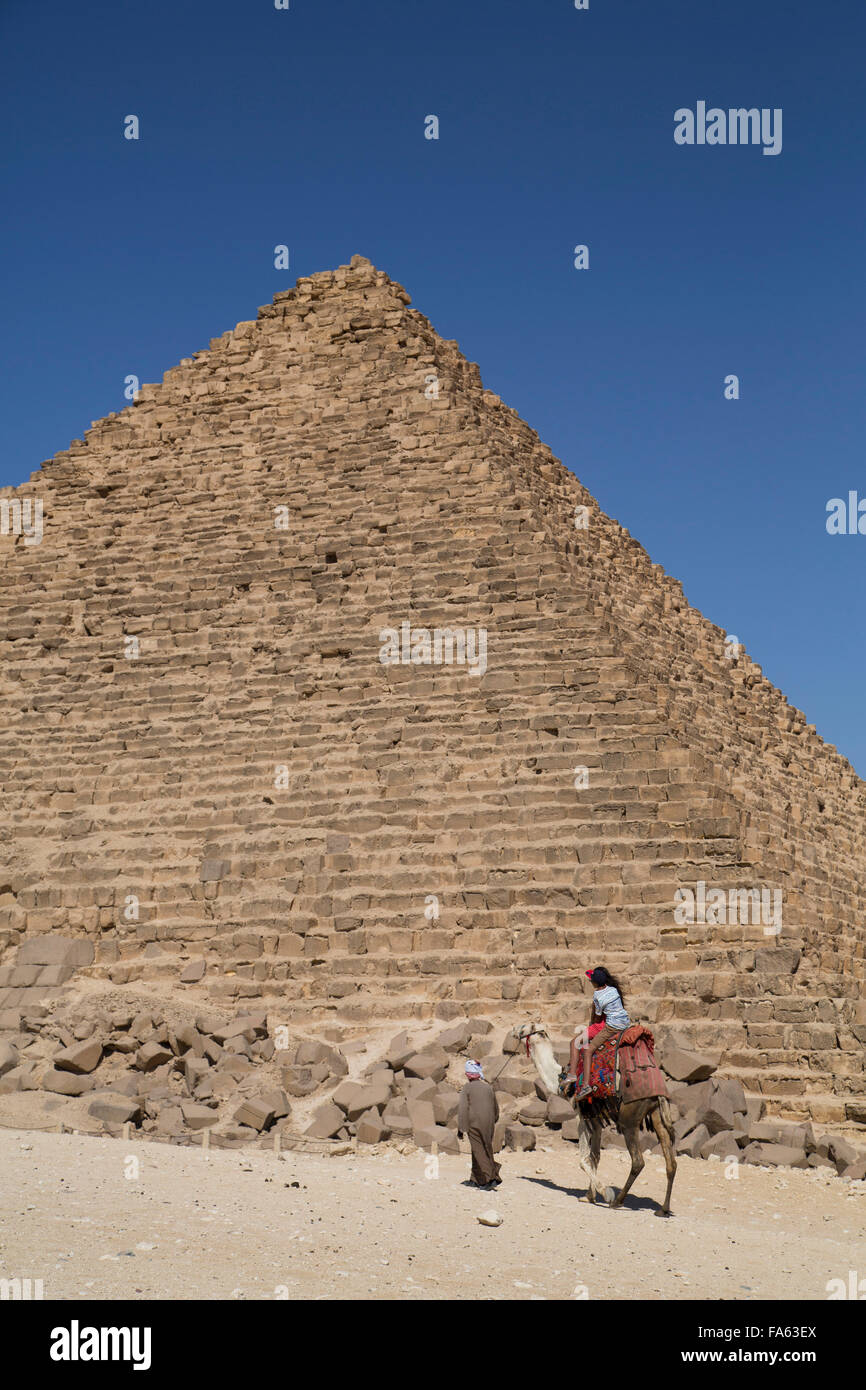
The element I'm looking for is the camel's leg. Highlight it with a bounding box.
[610,1120,644,1209]
[590,1124,617,1206]
[650,1098,677,1216]
[576,1118,602,1202]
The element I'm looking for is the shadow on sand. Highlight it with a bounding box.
[518,1174,662,1214]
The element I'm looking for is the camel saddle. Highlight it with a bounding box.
[565,1024,668,1104]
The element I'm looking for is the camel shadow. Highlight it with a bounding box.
[519,1174,663,1214]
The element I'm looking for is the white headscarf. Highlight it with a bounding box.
[465,1060,484,1079]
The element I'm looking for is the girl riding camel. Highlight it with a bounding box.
[566,966,631,1100]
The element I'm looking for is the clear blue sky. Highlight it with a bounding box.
[2,0,864,774]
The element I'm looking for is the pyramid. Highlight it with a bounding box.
[1,255,864,1126]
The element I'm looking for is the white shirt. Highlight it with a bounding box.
[592,985,630,1031]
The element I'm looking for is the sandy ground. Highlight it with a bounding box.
[2,1125,864,1302]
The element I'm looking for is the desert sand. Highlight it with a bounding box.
[2,1124,864,1302]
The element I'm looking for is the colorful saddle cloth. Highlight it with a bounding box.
[560,1024,666,1104]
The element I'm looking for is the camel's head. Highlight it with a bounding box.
[516,1021,550,1050]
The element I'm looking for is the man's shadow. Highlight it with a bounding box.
[519,1174,662,1214]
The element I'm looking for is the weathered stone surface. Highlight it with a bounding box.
[0,257,864,1131]
[437,1022,472,1054]
[700,1131,742,1161]
[829,1137,859,1173]
[136,1041,173,1073]
[382,1100,413,1135]
[399,1076,437,1104]
[504,1123,536,1152]
[546,1096,574,1126]
[356,1108,390,1145]
[414,1122,460,1154]
[42,1067,94,1096]
[407,1098,436,1136]
[662,1047,718,1084]
[741,1143,809,1169]
[403,1053,447,1083]
[211,1014,268,1045]
[234,1097,277,1131]
[282,1065,320,1098]
[54,1040,103,1075]
[432,1088,460,1127]
[517,1098,548,1127]
[180,960,206,984]
[180,1102,219,1131]
[385,1032,414,1070]
[494,1075,536,1099]
[345,1080,392,1122]
[18,937,94,968]
[89,1093,142,1126]
[676,1123,710,1158]
[332,1080,367,1114]
[0,1042,19,1076]
[305,1101,344,1139]
[698,1096,738,1136]
[674,1108,699,1143]
[156,1106,185,1137]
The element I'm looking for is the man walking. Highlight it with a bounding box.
[457,1060,501,1189]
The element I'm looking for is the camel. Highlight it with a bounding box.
[516,1021,677,1215]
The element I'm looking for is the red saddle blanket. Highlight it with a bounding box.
[575,1024,667,1103]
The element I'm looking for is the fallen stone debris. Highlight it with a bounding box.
[0,962,862,1180]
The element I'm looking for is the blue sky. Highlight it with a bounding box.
[2,0,864,773]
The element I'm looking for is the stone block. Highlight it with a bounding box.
[180,960,206,983]
[54,1039,103,1074]
[282,1064,319,1097]
[136,1041,173,1073]
[356,1109,390,1144]
[399,1076,437,1103]
[382,1100,413,1135]
[385,1031,414,1070]
[89,1093,142,1126]
[305,1101,344,1139]
[504,1123,536,1152]
[676,1123,710,1158]
[180,1102,219,1131]
[437,1021,472,1053]
[413,1122,460,1155]
[741,1142,809,1169]
[408,1098,436,1136]
[42,1067,94,1096]
[662,1046,718,1084]
[18,936,94,968]
[344,1081,391,1122]
[700,1132,742,1162]
[403,1053,447,1083]
[234,1097,277,1132]
[546,1096,574,1126]
[517,1099,548,1127]
[432,1088,460,1127]
[494,1074,536,1099]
